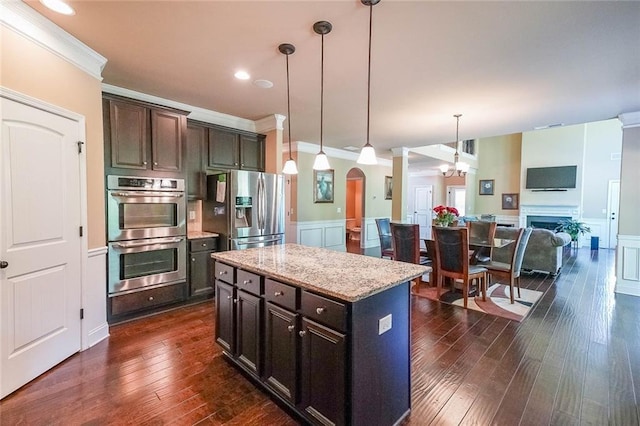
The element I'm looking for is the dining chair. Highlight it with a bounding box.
[485,227,533,303]
[390,223,431,286]
[432,226,487,308]
[423,239,438,287]
[467,220,497,264]
[375,218,394,259]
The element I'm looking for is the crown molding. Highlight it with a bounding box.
[1,1,107,80]
[102,84,256,132]
[255,114,285,133]
[295,141,392,167]
[619,111,640,128]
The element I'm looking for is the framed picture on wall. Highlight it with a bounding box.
[314,169,334,203]
[479,179,494,195]
[502,193,519,210]
[385,176,393,200]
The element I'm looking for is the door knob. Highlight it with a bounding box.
[0,261,7,269]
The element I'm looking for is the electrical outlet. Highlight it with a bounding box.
[337,207,342,213]
[378,314,392,335]
[189,210,196,220]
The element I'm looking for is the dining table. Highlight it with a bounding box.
[423,236,515,265]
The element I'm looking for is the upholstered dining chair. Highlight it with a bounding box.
[466,220,497,264]
[423,239,438,287]
[375,218,394,259]
[390,223,431,286]
[432,226,487,308]
[485,227,533,303]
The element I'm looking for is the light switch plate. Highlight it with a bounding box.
[189,210,196,220]
[378,314,392,335]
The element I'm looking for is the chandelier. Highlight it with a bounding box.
[440,114,469,177]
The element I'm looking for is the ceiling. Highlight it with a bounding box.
[24,0,640,164]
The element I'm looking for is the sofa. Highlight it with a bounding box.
[494,227,572,275]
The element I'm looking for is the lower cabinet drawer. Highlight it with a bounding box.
[301,291,347,332]
[110,283,186,316]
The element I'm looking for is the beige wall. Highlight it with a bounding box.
[619,125,640,234]
[1,27,105,249]
[473,133,522,216]
[295,151,392,222]
[582,119,622,218]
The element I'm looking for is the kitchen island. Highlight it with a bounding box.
[211,244,428,426]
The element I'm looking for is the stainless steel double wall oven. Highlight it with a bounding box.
[107,175,186,296]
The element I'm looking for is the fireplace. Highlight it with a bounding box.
[526,215,571,230]
[519,205,579,228]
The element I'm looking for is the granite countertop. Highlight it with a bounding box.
[211,243,429,302]
[187,231,219,239]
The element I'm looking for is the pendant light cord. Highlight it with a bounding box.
[320,32,325,154]
[366,3,372,145]
[286,53,293,161]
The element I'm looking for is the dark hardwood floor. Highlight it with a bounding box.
[1,247,639,425]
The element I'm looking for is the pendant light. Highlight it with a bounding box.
[279,43,298,175]
[312,21,332,171]
[439,114,469,177]
[357,0,380,165]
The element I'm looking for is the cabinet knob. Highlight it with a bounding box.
[202,243,207,247]
[234,162,238,166]
[287,325,295,333]
[219,270,227,276]
[227,295,232,300]
[243,279,251,285]
[233,298,238,303]
[154,162,158,166]
[274,291,283,297]
[0,261,8,269]
[148,296,154,301]
[298,330,306,337]
[316,307,326,315]
[192,258,196,262]
[143,161,147,165]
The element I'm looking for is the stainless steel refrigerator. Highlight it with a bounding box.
[203,170,285,250]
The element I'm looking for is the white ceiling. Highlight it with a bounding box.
[24,0,640,162]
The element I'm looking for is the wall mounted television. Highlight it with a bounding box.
[525,165,577,190]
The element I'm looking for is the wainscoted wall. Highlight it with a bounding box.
[616,235,640,297]
[84,247,109,350]
[581,217,611,249]
[292,218,383,251]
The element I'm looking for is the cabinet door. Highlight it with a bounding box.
[208,127,238,169]
[189,251,214,297]
[151,109,183,172]
[264,302,298,403]
[108,100,148,169]
[236,289,262,375]
[186,123,206,199]
[300,318,347,426]
[239,134,264,171]
[215,280,235,353]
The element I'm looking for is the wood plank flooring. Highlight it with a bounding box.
[1,247,639,425]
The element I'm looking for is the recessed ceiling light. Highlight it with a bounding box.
[40,0,75,15]
[234,70,250,80]
[253,79,273,89]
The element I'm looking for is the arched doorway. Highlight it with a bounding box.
[346,168,365,254]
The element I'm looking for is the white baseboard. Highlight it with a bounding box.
[83,247,109,350]
[87,322,110,348]
[615,234,640,297]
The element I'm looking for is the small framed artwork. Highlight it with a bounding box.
[385,176,393,200]
[502,193,519,210]
[314,169,334,203]
[479,179,494,195]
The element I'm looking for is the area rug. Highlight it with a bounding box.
[412,283,543,322]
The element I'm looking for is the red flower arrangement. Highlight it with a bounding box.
[433,205,459,226]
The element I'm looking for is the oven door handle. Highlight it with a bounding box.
[112,237,184,248]
[110,191,184,198]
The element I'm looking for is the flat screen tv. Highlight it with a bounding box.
[525,165,577,190]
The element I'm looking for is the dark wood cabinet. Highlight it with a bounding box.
[208,127,265,171]
[264,302,299,403]
[188,237,217,298]
[215,280,235,353]
[103,94,187,176]
[236,289,262,375]
[108,282,187,321]
[186,123,207,199]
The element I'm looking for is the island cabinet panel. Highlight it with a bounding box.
[264,302,299,403]
[300,318,347,426]
[188,237,217,298]
[215,280,235,353]
[235,289,263,375]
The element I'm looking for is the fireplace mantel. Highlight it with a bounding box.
[519,205,579,228]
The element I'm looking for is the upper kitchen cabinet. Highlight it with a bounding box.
[103,94,188,177]
[186,122,207,199]
[208,126,265,172]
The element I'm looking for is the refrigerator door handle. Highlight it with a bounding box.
[257,174,264,230]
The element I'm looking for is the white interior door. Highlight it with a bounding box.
[447,186,466,217]
[414,185,433,240]
[607,180,620,249]
[1,94,82,398]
